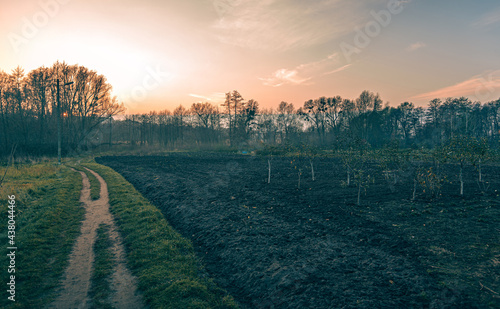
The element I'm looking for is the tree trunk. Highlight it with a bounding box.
[268,159,271,184]
[108,118,112,147]
[357,182,361,206]
[0,89,9,151]
[310,159,315,181]
[459,165,464,196]
[478,159,482,183]
[412,178,417,201]
[298,169,301,189]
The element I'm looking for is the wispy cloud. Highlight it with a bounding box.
[411,70,500,101]
[259,69,312,87]
[212,0,365,51]
[323,64,352,76]
[189,92,226,102]
[406,41,426,52]
[472,9,500,28]
[189,93,212,101]
[259,52,351,87]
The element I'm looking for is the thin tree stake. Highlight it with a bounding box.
[268,159,271,184]
[0,144,17,188]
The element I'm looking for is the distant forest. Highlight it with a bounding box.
[1,63,499,156]
[0,62,123,156]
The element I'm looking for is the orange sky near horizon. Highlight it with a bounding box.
[1,0,500,114]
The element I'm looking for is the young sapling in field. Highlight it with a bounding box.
[412,172,418,201]
[377,143,403,193]
[417,167,447,199]
[414,148,448,199]
[441,136,479,196]
[310,158,315,181]
[259,143,287,184]
[268,158,271,184]
[385,148,425,201]
[304,144,319,181]
[290,153,304,189]
[265,151,273,184]
[338,139,370,189]
[298,168,302,189]
[468,137,491,193]
[353,169,374,206]
[407,152,425,201]
[0,144,17,188]
[288,143,313,189]
[339,142,372,205]
[339,148,354,186]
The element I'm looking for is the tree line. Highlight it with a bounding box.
[115,90,500,151]
[1,63,499,156]
[0,62,124,156]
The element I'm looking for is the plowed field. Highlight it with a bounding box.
[96,154,500,308]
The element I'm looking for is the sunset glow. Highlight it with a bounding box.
[2,0,500,113]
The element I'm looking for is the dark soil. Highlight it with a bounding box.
[96,154,500,308]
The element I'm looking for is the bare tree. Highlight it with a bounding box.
[190,102,219,144]
[173,105,188,145]
[299,97,328,142]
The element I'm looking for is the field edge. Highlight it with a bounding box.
[82,162,240,309]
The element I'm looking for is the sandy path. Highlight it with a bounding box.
[49,167,145,309]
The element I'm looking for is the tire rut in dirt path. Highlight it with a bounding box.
[48,167,146,309]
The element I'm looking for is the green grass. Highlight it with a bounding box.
[83,162,239,309]
[0,163,85,308]
[88,223,114,309]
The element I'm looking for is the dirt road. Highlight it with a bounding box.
[49,167,145,309]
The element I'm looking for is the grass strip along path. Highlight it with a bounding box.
[83,163,239,308]
[0,164,84,309]
[88,223,115,309]
[72,164,101,200]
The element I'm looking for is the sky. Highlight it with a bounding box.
[1,0,500,114]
